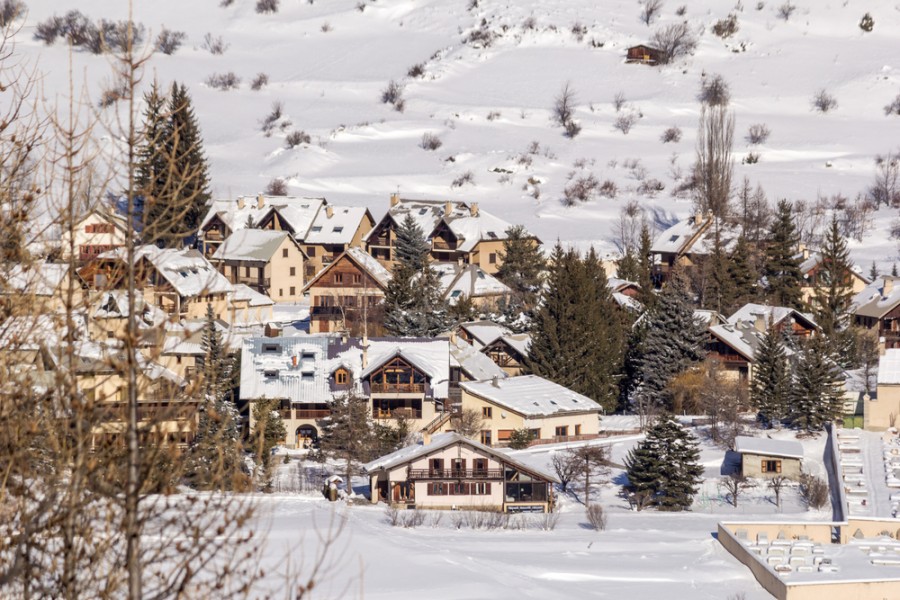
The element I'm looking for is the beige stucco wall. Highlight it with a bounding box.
[396,444,505,509]
[267,236,306,303]
[866,385,900,431]
[741,453,802,479]
[61,212,127,260]
[469,240,506,275]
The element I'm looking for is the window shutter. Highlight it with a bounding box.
[486,482,491,494]
[761,460,766,472]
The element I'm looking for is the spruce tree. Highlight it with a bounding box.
[496,224,545,313]
[702,238,735,315]
[251,398,286,492]
[135,81,167,234]
[632,271,707,412]
[789,336,844,433]
[750,319,791,427]
[624,414,703,511]
[810,215,853,338]
[615,250,641,283]
[727,235,757,312]
[870,261,878,281]
[318,390,376,485]
[637,222,656,308]
[764,199,803,309]
[393,213,430,269]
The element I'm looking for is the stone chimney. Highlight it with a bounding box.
[753,313,767,333]
[469,202,479,217]
[257,194,265,209]
[444,201,453,216]
[237,197,245,210]
[884,277,894,298]
[422,432,432,445]
[326,205,334,219]
[264,322,282,337]
[390,192,401,207]
[491,375,501,388]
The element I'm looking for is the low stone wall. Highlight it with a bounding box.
[719,521,836,545]
[717,524,788,600]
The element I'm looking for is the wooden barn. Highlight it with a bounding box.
[626,44,662,65]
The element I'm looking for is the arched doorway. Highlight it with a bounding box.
[296,425,318,449]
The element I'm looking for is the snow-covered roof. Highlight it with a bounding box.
[459,375,600,417]
[798,250,870,285]
[92,291,168,328]
[877,349,900,385]
[199,196,327,239]
[727,303,818,330]
[440,208,517,252]
[492,333,531,358]
[230,283,275,307]
[694,309,727,326]
[239,336,331,403]
[734,436,804,460]
[607,277,640,293]
[304,206,370,245]
[305,247,391,292]
[851,277,900,319]
[2,262,69,297]
[650,214,710,255]
[100,245,234,298]
[612,292,643,312]
[446,335,508,381]
[212,229,293,262]
[434,263,510,303]
[363,432,558,482]
[366,199,471,244]
[458,320,512,347]
[709,322,760,362]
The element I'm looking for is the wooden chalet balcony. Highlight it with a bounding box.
[294,409,331,419]
[371,383,425,394]
[369,236,390,247]
[373,408,422,419]
[311,306,344,317]
[431,238,456,251]
[205,230,224,241]
[407,469,503,480]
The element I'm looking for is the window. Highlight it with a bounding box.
[301,371,314,381]
[263,343,281,353]
[762,460,782,474]
[451,458,466,475]
[290,267,296,276]
[473,458,488,475]
[555,426,568,437]
[244,266,251,277]
[334,273,343,284]
[311,226,322,233]
[279,289,283,297]
[289,286,296,295]
[282,248,289,258]
[307,246,316,257]
[482,406,492,418]
[352,273,362,284]
[333,226,343,233]
[480,430,492,446]
[428,482,446,496]
[472,482,491,495]
[429,458,444,475]
[335,369,349,385]
[574,424,581,436]
[264,369,278,378]
[488,252,497,264]
[450,482,469,495]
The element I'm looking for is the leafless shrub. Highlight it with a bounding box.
[859,12,874,32]
[712,13,739,38]
[220,0,235,6]
[265,178,288,196]
[420,132,442,151]
[599,179,618,198]
[613,91,626,112]
[321,21,332,32]
[676,5,687,16]
[522,16,537,31]
[661,126,682,143]
[261,101,284,135]
[869,151,900,207]
[286,130,311,148]
[551,453,580,492]
[428,512,443,527]
[799,474,829,510]
[563,173,600,205]
[407,62,425,78]
[777,1,796,21]
[756,1,765,10]
[637,178,665,196]
[884,93,900,116]
[565,120,582,138]
[614,112,638,134]
[486,110,501,121]
[384,506,400,526]
[99,81,129,108]
[812,89,838,113]
[155,28,186,55]
[651,22,697,64]
[251,72,269,91]
[451,171,476,188]
[699,74,730,106]
[571,22,588,42]
[719,473,755,507]
[553,82,577,127]
[381,79,406,112]
[206,72,241,91]
[746,123,770,144]
[256,0,279,14]
[0,0,25,27]
[539,510,560,530]
[767,475,789,508]
[202,32,229,55]
[640,0,664,26]
[742,152,760,164]
[400,509,427,528]
[585,504,607,530]
[465,24,495,48]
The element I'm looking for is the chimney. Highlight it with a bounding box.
[753,313,767,333]
[469,202,479,217]
[390,193,401,207]
[237,197,245,210]
[326,205,334,219]
[884,277,894,298]
[799,243,809,260]
[449,331,457,344]
[257,194,265,209]
[264,322,282,337]
[422,432,432,445]
[491,375,501,388]
[291,355,298,368]
[444,201,453,216]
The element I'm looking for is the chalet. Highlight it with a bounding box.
[446,333,508,414]
[799,250,870,304]
[228,283,275,328]
[81,245,234,322]
[481,333,531,376]
[434,263,511,308]
[364,432,558,512]
[301,205,375,279]
[728,303,818,337]
[456,320,511,349]
[60,208,129,262]
[851,276,900,350]
[89,290,167,345]
[733,436,803,479]
[211,229,306,303]
[302,247,391,334]
[0,262,77,314]
[365,194,536,274]
[459,375,601,447]
[650,213,741,282]
[625,44,662,65]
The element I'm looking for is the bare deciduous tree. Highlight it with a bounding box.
[640,0,664,26]
[553,82,580,138]
[451,408,484,439]
[694,104,734,219]
[567,445,610,505]
[551,451,580,493]
[768,475,789,508]
[720,472,755,507]
[651,22,697,65]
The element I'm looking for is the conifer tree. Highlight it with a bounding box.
[702,238,734,315]
[810,215,853,338]
[496,224,545,313]
[727,235,757,312]
[624,414,703,511]
[251,398,286,492]
[318,389,376,485]
[870,261,878,281]
[393,213,430,269]
[189,305,244,490]
[637,222,656,307]
[135,81,167,233]
[750,319,791,426]
[789,336,844,433]
[615,250,641,283]
[764,199,803,308]
[632,271,707,412]
[894,263,899,277]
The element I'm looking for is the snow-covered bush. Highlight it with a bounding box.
[599,179,618,198]
[155,28,186,55]
[256,0,278,14]
[651,22,697,64]
[321,22,332,33]
[614,112,638,134]
[742,152,760,164]
[777,1,796,21]
[451,171,475,188]
[381,80,405,112]
[419,132,442,151]
[563,173,599,205]
[201,32,229,55]
[285,130,311,148]
[812,89,838,113]
[637,178,665,196]
[571,22,587,42]
[747,123,770,144]
[712,14,739,38]
[884,93,900,116]
[261,101,284,135]
[859,12,874,32]
[265,178,288,196]
[0,0,25,27]
[407,62,425,78]
[698,74,730,106]
[251,72,269,91]
[661,126,682,143]
[486,110,501,121]
[206,72,241,91]
[585,504,607,530]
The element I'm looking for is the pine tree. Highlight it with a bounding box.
[496,224,545,313]
[393,213,430,270]
[750,319,791,426]
[727,235,757,312]
[317,390,376,485]
[615,250,641,283]
[624,414,703,511]
[764,199,803,309]
[527,244,626,412]
[870,261,878,281]
[632,271,707,412]
[789,336,844,433]
[810,215,853,337]
[702,237,735,315]
[637,222,656,307]
[135,80,167,234]
[251,398,286,492]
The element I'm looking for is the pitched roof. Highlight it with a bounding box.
[650,214,711,255]
[92,291,168,328]
[798,250,871,284]
[878,348,900,385]
[489,333,531,358]
[734,436,804,460]
[304,206,371,245]
[239,336,331,403]
[302,247,392,292]
[439,208,518,252]
[2,262,69,296]
[434,263,510,303]
[100,245,234,298]
[851,277,900,319]
[199,196,327,239]
[230,283,275,307]
[459,374,600,417]
[366,199,472,244]
[458,320,512,347]
[727,303,818,330]
[211,229,294,262]
[363,432,558,482]
[446,335,508,381]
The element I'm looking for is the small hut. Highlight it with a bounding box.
[626,44,662,65]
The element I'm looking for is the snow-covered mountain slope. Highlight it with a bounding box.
[13,0,900,266]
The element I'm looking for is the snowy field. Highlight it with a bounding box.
[12,0,900,267]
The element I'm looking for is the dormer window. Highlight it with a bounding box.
[333,226,343,233]
[264,369,278,378]
[669,235,679,243]
[312,226,322,233]
[301,351,315,360]
[262,343,280,353]
[335,368,349,385]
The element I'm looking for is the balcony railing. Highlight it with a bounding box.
[311,306,345,317]
[371,383,425,394]
[373,408,422,419]
[407,469,503,480]
[294,409,331,419]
